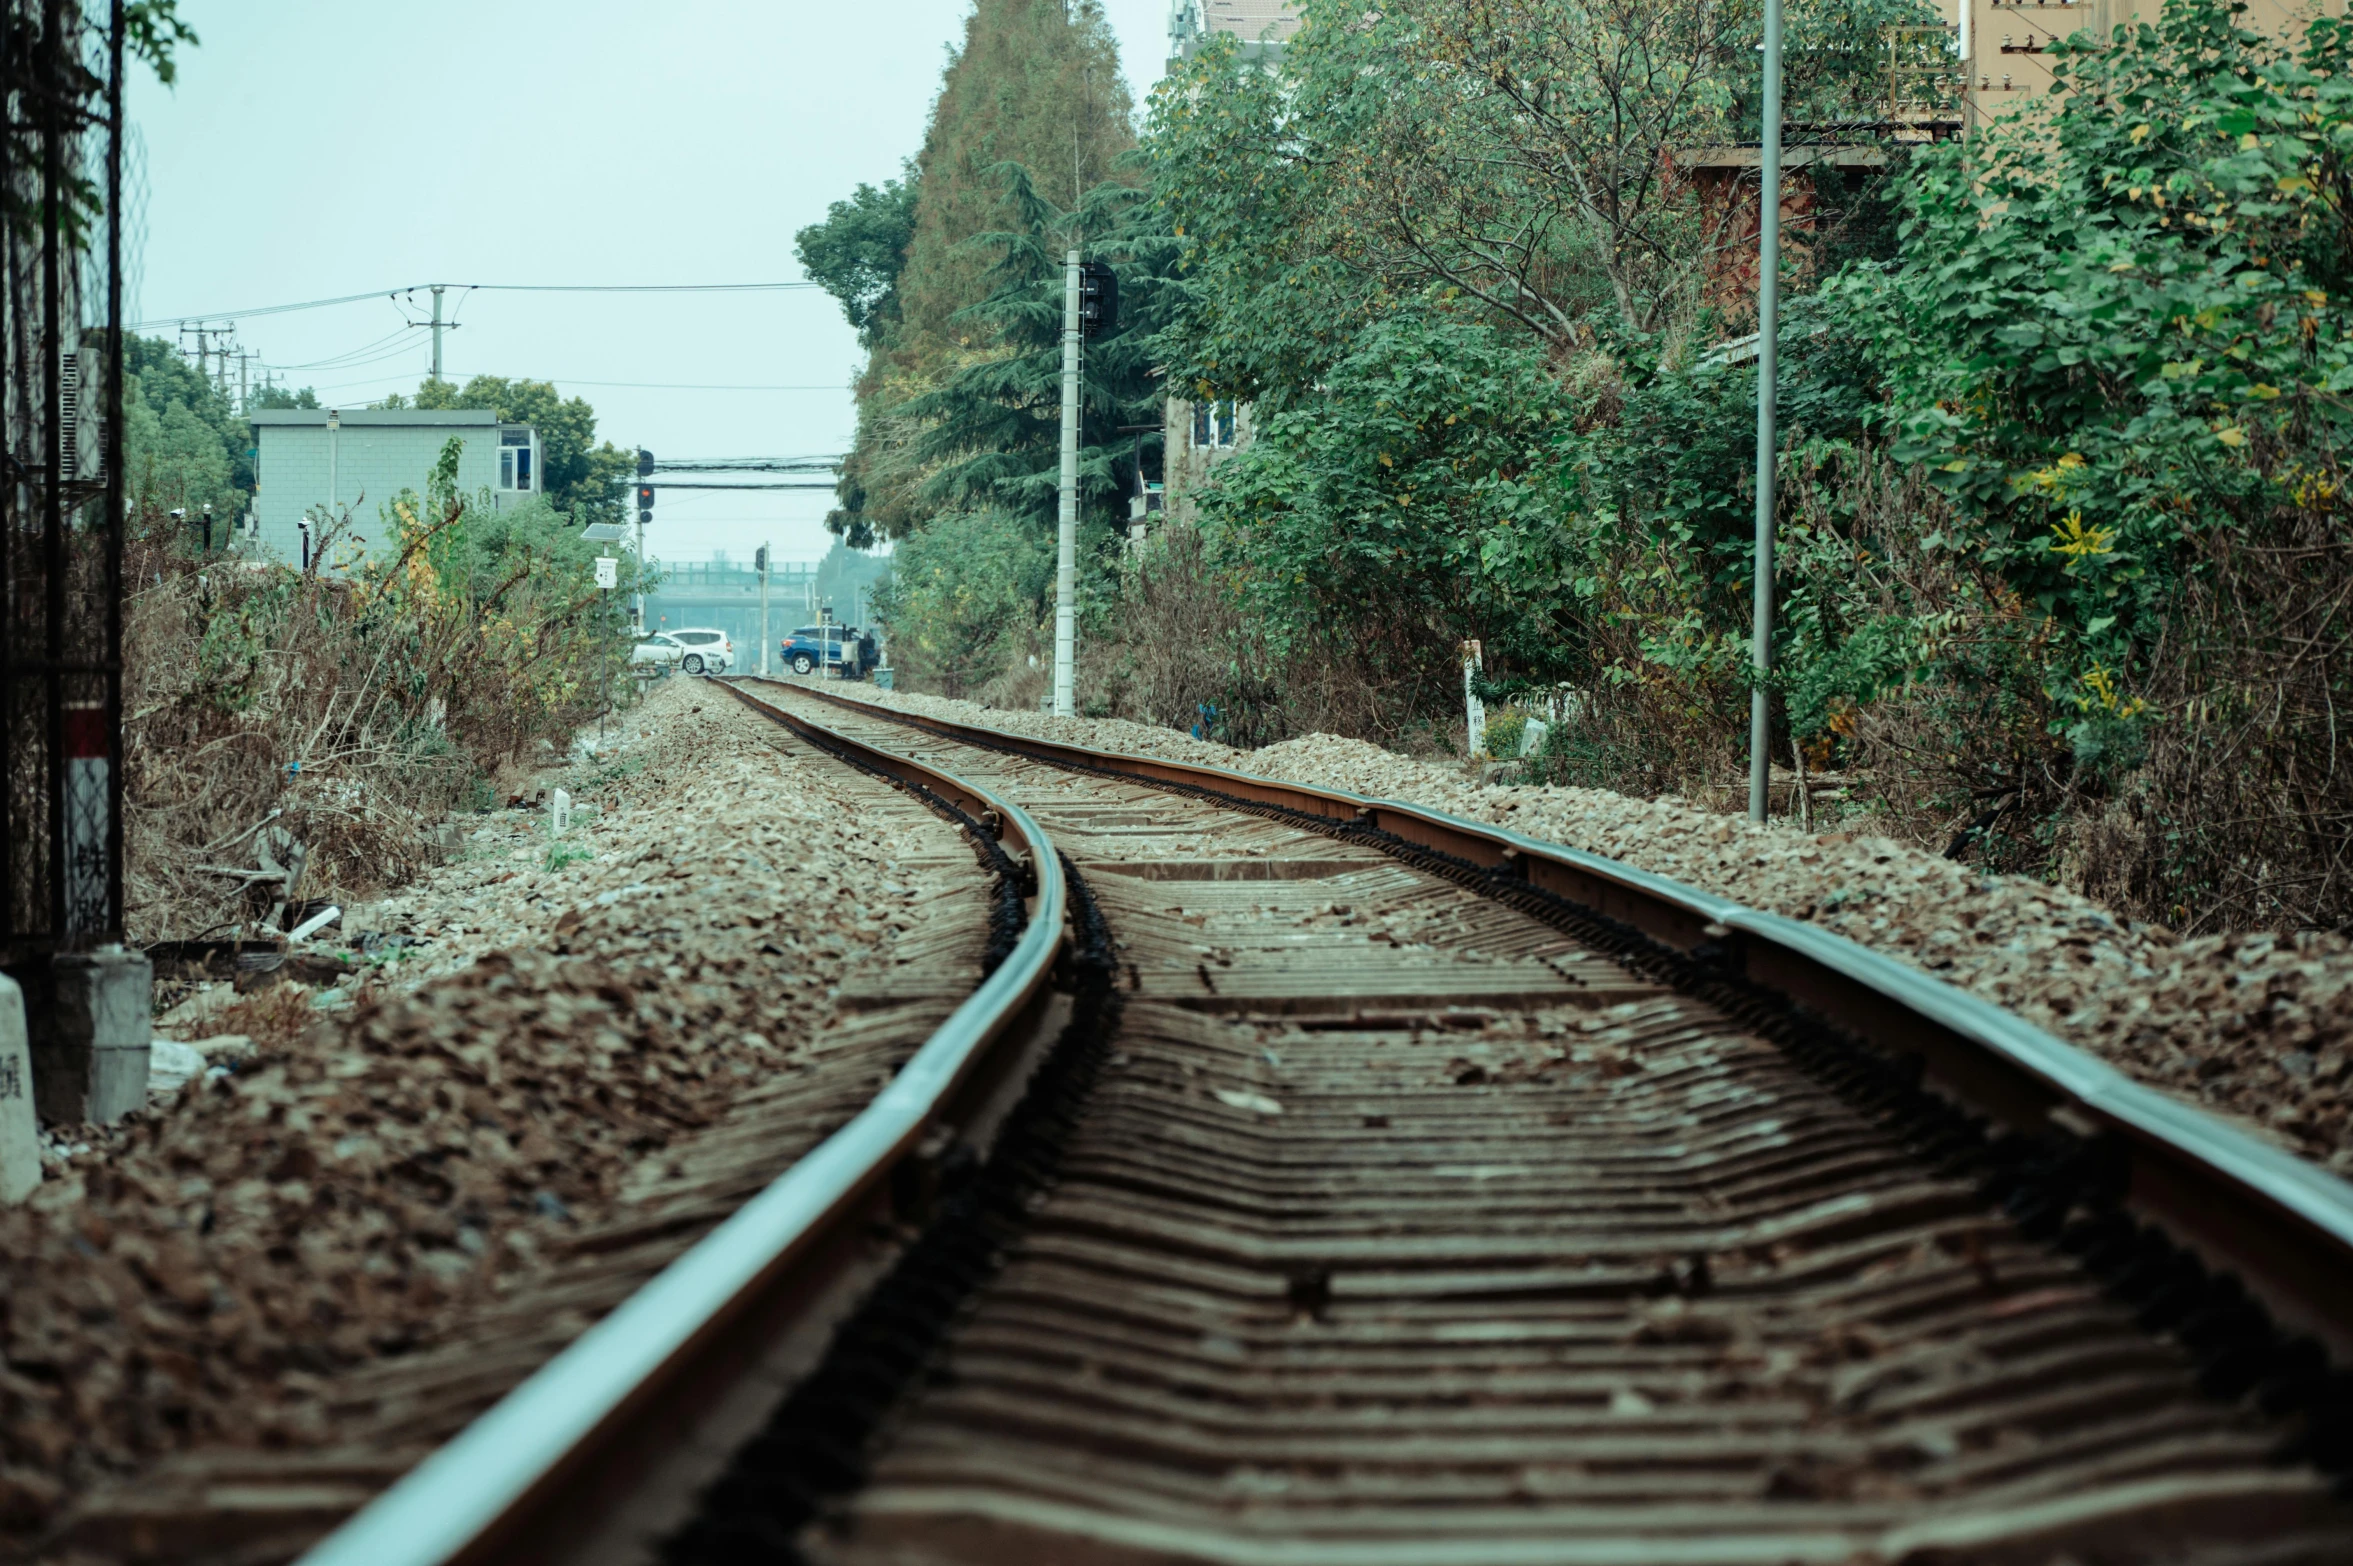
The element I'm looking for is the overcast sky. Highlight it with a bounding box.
[128,1,1171,565]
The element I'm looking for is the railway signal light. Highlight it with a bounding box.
[637,484,654,525]
[1078,260,1118,339]
[636,448,654,478]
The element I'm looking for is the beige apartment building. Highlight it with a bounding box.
[1954,0,2317,116]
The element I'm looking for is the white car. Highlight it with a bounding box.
[631,633,687,672]
[669,627,734,675]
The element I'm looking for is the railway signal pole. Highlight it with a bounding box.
[1053,249,1082,717]
[635,450,654,635]
[1749,0,1785,825]
[1052,257,1117,717]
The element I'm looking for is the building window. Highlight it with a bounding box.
[499,429,533,491]
[1192,400,1236,449]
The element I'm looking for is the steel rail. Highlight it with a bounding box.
[295,688,1069,1566]
[758,678,2353,1367]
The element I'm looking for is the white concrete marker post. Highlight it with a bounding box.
[36,947,151,1124]
[0,974,39,1203]
[1462,639,1486,762]
[551,788,572,838]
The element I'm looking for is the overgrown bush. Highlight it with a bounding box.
[1826,5,2353,926]
[126,438,642,940]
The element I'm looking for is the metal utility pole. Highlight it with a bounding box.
[187,322,232,396]
[1748,0,1785,825]
[429,284,447,381]
[1053,248,1081,717]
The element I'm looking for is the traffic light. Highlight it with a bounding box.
[637,484,654,525]
[755,545,769,573]
[636,448,655,478]
[1078,260,1118,339]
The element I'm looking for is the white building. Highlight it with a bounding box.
[249,408,541,567]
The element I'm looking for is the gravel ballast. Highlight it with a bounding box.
[1,679,988,1544]
[787,677,2353,1175]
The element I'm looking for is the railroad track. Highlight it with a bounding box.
[299,679,2353,1566]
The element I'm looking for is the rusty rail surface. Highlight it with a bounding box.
[764,679,2353,1369]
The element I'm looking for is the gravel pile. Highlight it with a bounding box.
[1,679,974,1542]
[804,679,2352,1175]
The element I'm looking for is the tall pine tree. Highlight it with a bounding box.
[801,0,1139,546]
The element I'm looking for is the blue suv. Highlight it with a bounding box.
[781,625,877,677]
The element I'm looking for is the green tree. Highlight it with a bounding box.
[897,168,1172,530]
[795,167,920,346]
[889,0,1134,374]
[1196,308,1580,682]
[818,0,1139,545]
[411,374,632,524]
[124,333,248,524]
[1151,0,1934,409]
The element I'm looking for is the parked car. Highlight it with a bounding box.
[781,625,877,678]
[631,633,687,672]
[669,627,734,675]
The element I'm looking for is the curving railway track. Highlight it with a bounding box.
[297,678,2353,1566]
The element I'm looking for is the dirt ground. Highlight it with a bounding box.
[1,679,983,1543]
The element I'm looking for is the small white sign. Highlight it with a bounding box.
[594,556,618,590]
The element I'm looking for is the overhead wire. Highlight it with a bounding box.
[265,323,423,372]
[511,379,846,391]
[131,279,820,328]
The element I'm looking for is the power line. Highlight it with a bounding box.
[468,282,821,294]
[289,368,854,396]
[267,324,426,372]
[130,287,396,328]
[523,379,847,391]
[130,279,821,330]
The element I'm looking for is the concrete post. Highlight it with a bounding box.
[0,974,40,1203]
[1053,248,1081,718]
[1462,640,1486,761]
[34,945,152,1125]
